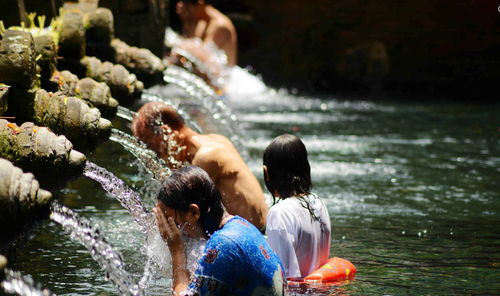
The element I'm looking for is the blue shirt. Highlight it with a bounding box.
[187,216,287,295]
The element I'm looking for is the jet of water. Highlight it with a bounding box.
[141,92,204,134]
[1,269,55,296]
[49,201,143,296]
[83,161,155,232]
[162,66,250,160]
[117,105,137,122]
[109,129,174,180]
[81,161,205,291]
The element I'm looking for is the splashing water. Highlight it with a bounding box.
[82,161,173,290]
[49,202,143,296]
[110,129,176,179]
[165,27,228,68]
[83,161,154,232]
[141,92,204,134]
[117,104,200,135]
[163,65,249,160]
[163,65,218,101]
[164,27,229,89]
[1,269,55,296]
[82,161,206,291]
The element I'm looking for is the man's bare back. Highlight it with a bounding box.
[191,134,267,228]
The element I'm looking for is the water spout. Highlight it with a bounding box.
[1,268,55,296]
[50,201,143,296]
[161,66,249,159]
[140,93,204,134]
[117,105,137,122]
[83,161,154,232]
[81,161,203,290]
[163,65,242,125]
[109,129,173,180]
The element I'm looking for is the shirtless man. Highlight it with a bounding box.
[175,0,238,66]
[131,102,268,230]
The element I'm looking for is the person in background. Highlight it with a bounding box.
[263,134,331,280]
[132,102,268,230]
[174,0,238,67]
[153,165,287,295]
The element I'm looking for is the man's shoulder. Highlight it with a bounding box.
[206,15,234,37]
[198,136,235,156]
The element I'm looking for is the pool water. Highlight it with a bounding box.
[5,87,500,295]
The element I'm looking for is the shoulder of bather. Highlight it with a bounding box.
[206,20,232,39]
[207,218,254,248]
[193,144,226,164]
[267,200,300,223]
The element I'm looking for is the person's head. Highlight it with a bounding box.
[263,134,312,198]
[156,165,224,237]
[131,102,187,164]
[176,0,209,21]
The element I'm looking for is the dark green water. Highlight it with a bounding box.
[5,91,500,295]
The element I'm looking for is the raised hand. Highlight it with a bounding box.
[153,205,185,254]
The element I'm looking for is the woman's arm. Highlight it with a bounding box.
[153,207,191,295]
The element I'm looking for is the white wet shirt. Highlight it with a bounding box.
[266,194,331,279]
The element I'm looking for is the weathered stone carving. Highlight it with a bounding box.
[0,119,86,186]
[0,158,53,239]
[81,56,143,104]
[51,70,119,116]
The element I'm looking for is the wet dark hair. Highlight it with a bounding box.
[263,134,312,198]
[157,165,224,236]
[264,134,321,222]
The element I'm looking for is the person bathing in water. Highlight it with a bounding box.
[153,165,287,295]
[167,0,267,98]
[175,0,238,67]
[132,102,268,230]
[263,134,331,280]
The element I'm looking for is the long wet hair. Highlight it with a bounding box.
[264,134,321,222]
[157,165,224,236]
[263,134,312,197]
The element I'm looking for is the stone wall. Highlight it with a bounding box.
[99,0,169,57]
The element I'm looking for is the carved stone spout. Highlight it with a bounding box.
[0,158,53,240]
[0,119,86,187]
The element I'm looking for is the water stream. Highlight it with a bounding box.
[83,161,154,233]
[109,129,172,180]
[162,65,249,160]
[49,202,142,296]
[1,269,55,296]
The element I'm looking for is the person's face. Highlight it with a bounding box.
[156,201,200,238]
[176,1,197,21]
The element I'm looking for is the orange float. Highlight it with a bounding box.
[304,257,356,282]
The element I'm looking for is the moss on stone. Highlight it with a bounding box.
[0,30,37,89]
